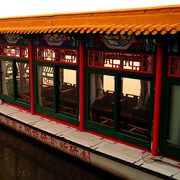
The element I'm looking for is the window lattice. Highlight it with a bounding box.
[35,47,78,65]
[0,45,29,59]
[88,51,153,73]
[168,56,180,77]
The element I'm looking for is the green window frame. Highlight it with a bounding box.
[34,46,79,126]
[160,55,180,160]
[85,50,155,149]
[0,57,30,109]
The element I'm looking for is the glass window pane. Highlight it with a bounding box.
[119,78,150,136]
[1,61,13,97]
[89,73,114,127]
[16,62,30,102]
[37,66,54,109]
[168,85,180,146]
[59,69,77,115]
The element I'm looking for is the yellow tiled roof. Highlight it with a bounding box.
[0,5,180,35]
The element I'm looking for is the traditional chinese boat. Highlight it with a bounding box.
[0,4,180,179]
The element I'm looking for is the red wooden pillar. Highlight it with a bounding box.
[29,40,35,115]
[79,41,85,131]
[151,45,163,155]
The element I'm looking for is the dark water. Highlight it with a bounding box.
[0,126,122,180]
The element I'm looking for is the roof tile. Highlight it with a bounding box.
[0,5,180,35]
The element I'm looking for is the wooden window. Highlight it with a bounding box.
[168,56,180,77]
[35,46,79,124]
[89,74,114,127]
[118,78,150,136]
[0,45,29,59]
[1,61,13,97]
[35,47,78,65]
[167,85,180,146]
[16,62,30,101]
[37,66,54,109]
[88,51,153,74]
[58,69,77,115]
[86,50,154,149]
[0,60,30,103]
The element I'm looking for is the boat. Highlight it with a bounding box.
[0,5,180,179]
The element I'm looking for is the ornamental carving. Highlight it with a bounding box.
[5,34,20,44]
[44,33,65,46]
[101,34,135,49]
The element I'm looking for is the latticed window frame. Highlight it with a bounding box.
[0,45,29,59]
[168,56,180,78]
[35,47,78,65]
[88,50,153,74]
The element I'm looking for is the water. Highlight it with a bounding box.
[0,126,123,180]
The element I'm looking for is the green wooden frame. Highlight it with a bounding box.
[0,57,30,109]
[34,45,79,126]
[159,52,180,160]
[84,47,156,149]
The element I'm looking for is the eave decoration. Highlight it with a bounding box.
[101,34,135,49]
[5,34,21,44]
[167,36,180,53]
[44,33,65,46]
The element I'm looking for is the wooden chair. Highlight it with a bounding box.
[59,105,74,114]
[99,116,113,127]
[127,124,148,136]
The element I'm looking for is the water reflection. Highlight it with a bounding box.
[0,126,122,180]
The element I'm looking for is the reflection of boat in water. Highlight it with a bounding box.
[0,4,180,179]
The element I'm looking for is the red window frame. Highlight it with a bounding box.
[0,45,29,59]
[88,50,153,74]
[35,47,78,65]
[168,56,180,78]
